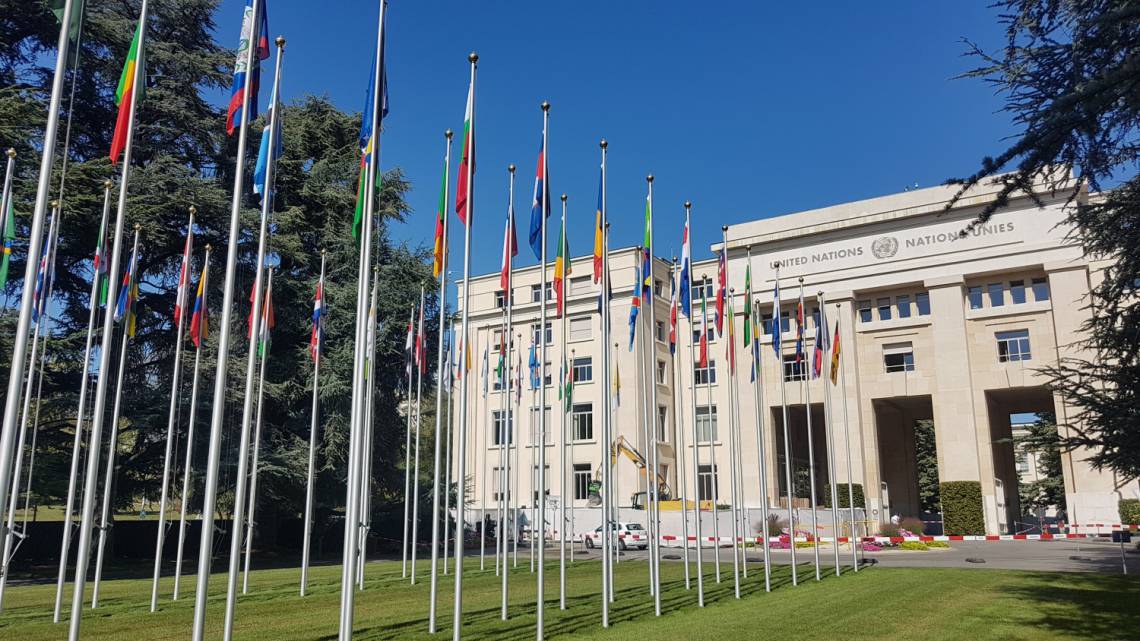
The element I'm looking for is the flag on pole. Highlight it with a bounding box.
[794,299,805,364]
[514,349,523,405]
[481,346,489,399]
[641,195,652,297]
[189,261,209,348]
[404,306,414,379]
[553,216,570,316]
[528,338,540,390]
[496,330,505,382]
[432,154,448,277]
[813,306,829,379]
[31,217,57,323]
[49,0,85,42]
[726,291,737,375]
[174,227,194,324]
[0,197,14,290]
[561,356,573,412]
[114,242,140,337]
[829,318,841,385]
[679,216,692,317]
[714,247,727,335]
[772,277,782,356]
[455,80,474,226]
[500,192,518,291]
[668,269,678,355]
[415,299,426,374]
[94,207,110,307]
[252,66,283,201]
[628,261,641,352]
[258,280,275,357]
[528,137,549,259]
[353,43,390,240]
[750,299,762,383]
[310,279,323,360]
[592,168,603,283]
[226,0,270,135]
[110,15,144,163]
[698,290,709,368]
[612,358,621,411]
[743,264,753,347]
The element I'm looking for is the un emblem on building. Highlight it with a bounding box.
[871,236,899,259]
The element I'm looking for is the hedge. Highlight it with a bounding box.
[940,481,985,535]
[822,483,865,509]
[1120,499,1140,526]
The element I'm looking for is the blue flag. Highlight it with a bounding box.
[528,136,550,260]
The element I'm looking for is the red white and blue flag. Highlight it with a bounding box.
[714,246,727,335]
[813,304,830,379]
[528,136,550,260]
[679,215,692,317]
[174,227,194,325]
[310,279,324,361]
[225,0,269,136]
[189,260,209,348]
[668,268,678,355]
[794,297,806,364]
[500,195,518,291]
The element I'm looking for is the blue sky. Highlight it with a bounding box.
[215,1,1013,278]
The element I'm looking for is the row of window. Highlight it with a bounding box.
[968,278,1049,310]
[491,460,725,503]
[857,292,932,323]
[491,401,673,447]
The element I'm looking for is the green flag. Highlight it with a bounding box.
[743,263,753,346]
[0,197,14,289]
[50,0,86,43]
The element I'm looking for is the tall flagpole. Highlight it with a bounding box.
[684,204,705,607]
[223,37,284,641]
[0,203,60,611]
[599,145,613,625]
[444,326,455,576]
[725,285,742,599]
[535,100,549,641]
[301,250,326,595]
[340,9,385,637]
[670,258,691,590]
[773,264,797,586]
[151,207,195,611]
[498,163,515,622]
[428,130,453,630]
[512,331,521,570]
[402,304,415,578]
[700,279,721,584]
[91,224,141,607]
[190,2,265,638]
[837,303,859,571]
[557,193,568,610]
[358,269,380,588]
[174,245,211,600]
[68,1,149,634]
[0,0,78,572]
[243,267,274,594]
[747,247,772,593]
[411,286,426,582]
[645,177,662,615]
[53,179,112,622]
[452,52,478,641]
[798,278,821,581]
[818,291,841,575]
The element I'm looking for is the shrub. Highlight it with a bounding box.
[879,522,901,537]
[926,541,949,548]
[822,483,866,508]
[940,481,985,535]
[764,513,788,535]
[859,542,882,551]
[795,541,815,549]
[899,517,926,535]
[899,541,930,551]
[1119,499,1140,526]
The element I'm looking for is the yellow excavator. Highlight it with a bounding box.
[586,435,705,511]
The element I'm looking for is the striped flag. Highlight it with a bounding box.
[189,260,210,348]
[679,214,692,317]
[174,227,194,325]
[455,81,475,226]
[416,297,426,375]
[404,306,415,379]
[0,196,14,290]
[310,279,323,360]
[252,62,283,202]
[726,290,737,374]
[714,246,726,335]
[641,194,652,297]
[553,215,570,316]
[31,211,58,324]
[226,0,269,135]
[110,14,144,163]
[611,358,621,411]
[500,195,517,291]
[829,319,841,385]
[528,338,540,390]
[592,167,603,283]
[771,277,782,356]
[668,268,678,355]
[353,41,390,240]
[114,241,140,337]
[794,299,805,364]
[528,136,549,259]
[698,290,709,368]
[628,260,641,351]
[257,278,275,357]
[94,206,110,307]
[432,152,448,277]
[813,305,829,379]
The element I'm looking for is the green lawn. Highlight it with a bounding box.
[2,557,1136,640]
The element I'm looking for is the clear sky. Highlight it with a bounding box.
[214,1,1013,279]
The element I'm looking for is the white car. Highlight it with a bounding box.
[584,522,648,550]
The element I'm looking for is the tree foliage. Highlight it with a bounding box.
[914,419,941,514]
[953,0,1140,479]
[1014,412,1065,513]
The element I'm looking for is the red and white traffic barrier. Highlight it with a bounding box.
[580,532,1128,545]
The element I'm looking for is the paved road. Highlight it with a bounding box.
[556,538,1139,574]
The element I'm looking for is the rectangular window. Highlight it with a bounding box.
[570,276,592,296]
[876,297,892,321]
[492,410,514,446]
[691,278,714,302]
[1015,453,1029,474]
[532,464,550,502]
[569,316,591,341]
[529,406,553,443]
[493,365,505,391]
[655,320,666,343]
[654,279,663,297]
[492,466,509,501]
[1010,280,1026,305]
[572,357,593,383]
[573,464,592,500]
[695,406,718,442]
[857,300,873,323]
[967,286,984,310]
[1031,277,1050,302]
[544,361,552,386]
[988,282,1004,307]
[531,322,553,346]
[896,294,911,319]
[495,290,508,308]
[530,283,554,303]
[996,329,1032,362]
[915,292,931,316]
[657,405,668,442]
[782,354,807,382]
[571,403,593,441]
[697,464,717,502]
[694,360,717,385]
[778,311,790,334]
[656,359,667,385]
[883,342,915,373]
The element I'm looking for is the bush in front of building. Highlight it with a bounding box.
[899,517,927,535]
[822,483,865,508]
[899,541,930,551]
[1119,499,1140,526]
[940,481,985,535]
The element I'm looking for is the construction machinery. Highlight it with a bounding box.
[586,436,707,511]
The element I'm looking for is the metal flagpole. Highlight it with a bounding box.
[428,131,453,631]
[68,0,148,629]
[301,250,325,596]
[732,317,749,581]
[402,304,415,578]
[798,278,821,582]
[174,245,210,600]
[223,36,284,641]
[0,0,78,578]
[512,333,521,570]
[499,164,515,621]
[189,1,264,637]
[53,179,112,621]
[358,270,380,588]
[747,248,772,593]
[535,99,550,641]
[91,224,140,607]
[411,287,426,582]
[725,284,742,599]
[530,361,537,576]
[451,52,478,641]
[444,335,454,576]
[242,268,274,594]
[670,258,691,590]
[837,303,859,571]
[698,280,721,584]
[773,264,797,586]
[557,193,567,610]
[599,145,613,625]
[684,205,705,607]
[151,207,195,610]
[818,292,841,575]
[645,178,662,615]
[340,9,385,636]
[480,337,489,573]
[0,203,60,611]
